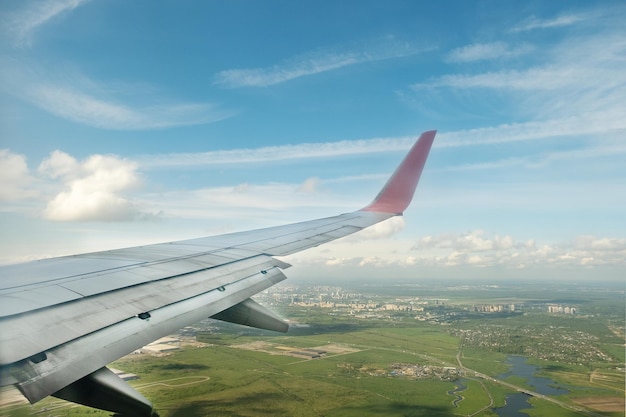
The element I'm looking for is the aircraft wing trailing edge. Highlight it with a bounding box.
[0,130,437,416]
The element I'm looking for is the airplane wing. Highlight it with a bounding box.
[0,130,436,416]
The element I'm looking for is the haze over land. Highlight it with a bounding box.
[1,0,625,282]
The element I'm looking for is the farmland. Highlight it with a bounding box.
[1,279,623,417]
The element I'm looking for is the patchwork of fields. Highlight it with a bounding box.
[2,282,623,417]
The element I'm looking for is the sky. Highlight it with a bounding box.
[1,0,625,283]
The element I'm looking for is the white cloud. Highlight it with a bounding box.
[297,177,322,194]
[416,67,574,91]
[214,52,360,88]
[139,119,625,172]
[325,257,351,267]
[139,137,416,169]
[510,13,585,33]
[0,59,233,130]
[349,217,406,241]
[291,229,625,275]
[0,150,38,201]
[38,151,157,222]
[38,149,79,178]
[3,0,93,47]
[140,179,356,224]
[439,141,626,172]
[214,39,429,88]
[413,230,516,252]
[411,231,626,269]
[27,83,231,130]
[358,256,394,267]
[1,3,234,130]
[573,235,626,251]
[414,24,626,124]
[447,42,533,63]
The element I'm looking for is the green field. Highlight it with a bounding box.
[2,281,624,417]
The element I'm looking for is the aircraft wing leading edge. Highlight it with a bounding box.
[0,130,437,416]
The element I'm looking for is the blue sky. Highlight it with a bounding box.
[1,0,625,282]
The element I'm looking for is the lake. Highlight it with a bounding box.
[494,355,569,417]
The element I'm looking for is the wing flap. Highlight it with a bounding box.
[211,298,289,332]
[51,366,154,417]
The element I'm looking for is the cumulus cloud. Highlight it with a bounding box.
[412,231,626,269]
[0,150,38,201]
[413,230,517,252]
[573,235,626,251]
[325,257,351,267]
[38,149,79,178]
[38,151,156,222]
[284,230,625,280]
[352,217,406,240]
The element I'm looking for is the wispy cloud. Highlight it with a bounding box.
[446,42,533,63]
[434,141,626,173]
[510,13,585,33]
[214,38,430,88]
[138,137,417,168]
[440,114,626,147]
[139,112,626,169]
[30,84,231,130]
[3,0,92,47]
[413,23,626,122]
[1,2,233,129]
[0,61,234,130]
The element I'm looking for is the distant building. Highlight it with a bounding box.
[142,335,181,353]
[142,344,180,353]
[287,349,323,359]
[473,304,507,313]
[547,304,577,314]
[110,368,139,381]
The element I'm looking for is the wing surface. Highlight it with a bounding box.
[0,130,436,416]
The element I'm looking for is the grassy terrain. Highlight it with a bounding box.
[2,281,623,417]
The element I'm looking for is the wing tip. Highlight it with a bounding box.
[361,130,436,214]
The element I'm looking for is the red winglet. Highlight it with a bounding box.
[361,130,436,214]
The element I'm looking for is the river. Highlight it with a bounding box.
[494,356,569,417]
[447,378,467,408]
